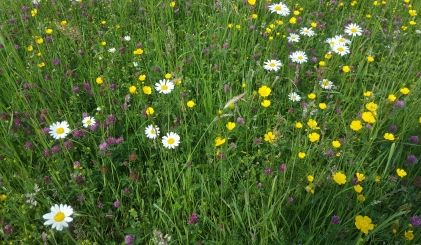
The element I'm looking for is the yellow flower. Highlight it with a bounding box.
[356,173,365,182]
[350,120,363,131]
[261,100,271,107]
[409,10,417,17]
[169,1,176,7]
[308,132,320,142]
[388,94,396,102]
[36,38,43,44]
[409,21,416,25]
[400,87,410,95]
[364,91,371,97]
[145,107,154,115]
[46,29,53,34]
[342,66,350,73]
[333,172,346,185]
[405,230,414,241]
[187,101,196,108]
[307,175,314,182]
[354,184,363,193]
[0,194,7,201]
[142,86,152,95]
[258,86,271,97]
[226,122,236,131]
[165,73,171,79]
[61,20,67,26]
[367,56,374,62]
[101,41,106,46]
[355,216,374,234]
[289,17,297,24]
[308,93,316,100]
[357,194,365,202]
[27,45,34,52]
[251,14,258,19]
[242,83,246,88]
[307,119,318,129]
[384,133,395,141]
[396,168,407,178]
[215,137,226,147]
[402,26,408,31]
[332,141,341,148]
[96,77,103,85]
[311,22,317,28]
[37,62,45,68]
[295,122,303,129]
[133,48,144,55]
[419,116,421,124]
[31,9,37,17]
[247,0,256,5]
[324,53,332,59]
[138,75,146,81]
[362,112,376,124]
[319,103,327,110]
[294,10,300,15]
[298,152,306,159]
[264,132,275,143]
[375,175,380,183]
[235,25,241,30]
[319,61,326,67]
[129,86,137,94]
[228,23,233,28]
[101,20,106,25]
[365,102,378,111]
[366,14,372,19]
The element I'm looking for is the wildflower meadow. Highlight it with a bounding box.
[1,0,421,244]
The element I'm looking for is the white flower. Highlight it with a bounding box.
[32,0,41,3]
[287,33,300,43]
[334,35,351,45]
[288,92,301,102]
[319,79,334,89]
[82,116,96,128]
[145,125,160,139]
[108,48,116,53]
[162,132,180,149]
[325,37,338,47]
[416,30,421,34]
[133,62,138,67]
[331,44,350,56]
[96,107,101,111]
[268,2,290,16]
[300,27,315,37]
[344,23,363,36]
[123,36,131,41]
[155,79,175,94]
[49,121,71,139]
[263,59,283,71]
[43,204,74,231]
[289,51,308,64]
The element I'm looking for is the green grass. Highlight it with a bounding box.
[0,0,421,244]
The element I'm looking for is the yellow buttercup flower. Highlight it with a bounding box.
[226,122,236,131]
[355,216,374,234]
[187,101,196,108]
[215,137,226,147]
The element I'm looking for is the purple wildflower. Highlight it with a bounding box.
[331,215,341,224]
[188,213,199,225]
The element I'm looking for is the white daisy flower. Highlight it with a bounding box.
[82,116,96,128]
[263,59,283,71]
[334,35,351,45]
[331,44,350,56]
[43,204,74,231]
[289,51,308,64]
[288,92,301,102]
[133,62,138,67]
[145,124,160,139]
[162,132,180,149]
[344,23,363,36]
[155,79,175,94]
[49,121,71,139]
[325,37,338,47]
[300,27,315,37]
[287,33,300,43]
[319,79,334,89]
[108,48,116,53]
[123,36,131,41]
[268,2,290,16]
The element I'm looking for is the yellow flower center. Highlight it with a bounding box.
[151,129,155,134]
[269,63,275,67]
[275,6,282,11]
[54,212,65,222]
[298,56,303,60]
[162,85,168,90]
[351,27,357,33]
[86,120,91,125]
[56,128,65,134]
[167,138,175,144]
[360,220,368,227]
[337,47,344,52]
